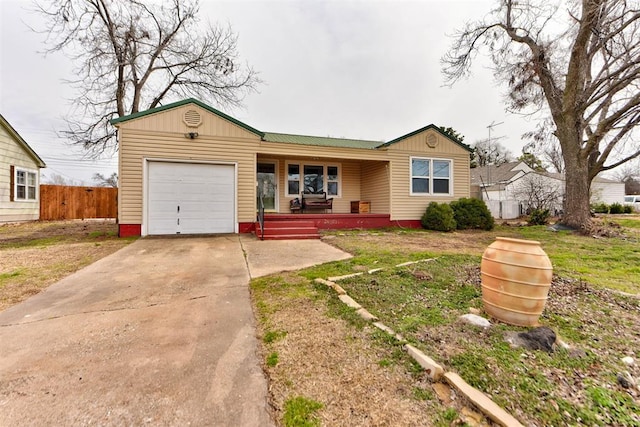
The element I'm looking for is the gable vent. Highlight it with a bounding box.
[426,134,438,148]
[183,109,202,128]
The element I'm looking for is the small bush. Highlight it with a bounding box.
[592,203,609,214]
[623,205,633,214]
[528,208,551,225]
[609,202,624,214]
[421,202,456,232]
[450,198,495,230]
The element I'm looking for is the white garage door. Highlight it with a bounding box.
[147,162,235,235]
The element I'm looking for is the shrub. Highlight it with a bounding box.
[450,198,495,230]
[421,202,456,232]
[592,203,609,214]
[623,205,633,214]
[609,202,624,214]
[528,208,551,225]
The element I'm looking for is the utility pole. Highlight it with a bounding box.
[486,121,504,185]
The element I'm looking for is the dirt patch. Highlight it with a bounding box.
[0,220,133,312]
[252,274,441,426]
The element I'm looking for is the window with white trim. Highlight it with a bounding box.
[286,162,341,196]
[410,157,451,195]
[15,168,38,201]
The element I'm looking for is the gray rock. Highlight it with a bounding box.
[617,373,632,389]
[460,313,491,328]
[517,327,556,353]
[505,327,556,353]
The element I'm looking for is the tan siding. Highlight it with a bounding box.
[0,125,41,221]
[117,105,260,140]
[389,129,469,155]
[385,129,470,220]
[388,151,470,220]
[118,126,260,228]
[360,161,390,214]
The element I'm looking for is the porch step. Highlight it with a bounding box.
[255,220,320,240]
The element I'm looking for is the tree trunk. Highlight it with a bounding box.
[561,155,592,232]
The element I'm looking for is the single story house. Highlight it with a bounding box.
[0,114,46,222]
[471,162,625,219]
[111,99,471,237]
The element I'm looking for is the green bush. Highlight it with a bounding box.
[528,208,551,225]
[592,203,609,214]
[623,205,633,214]
[450,198,495,230]
[609,202,624,214]
[421,202,456,232]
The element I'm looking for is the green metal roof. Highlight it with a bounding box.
[109,98,470,153]
[110,98,264,137]
[263,132,382,149]
[0,114,46,168]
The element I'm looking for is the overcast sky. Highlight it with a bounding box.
[0,0,538,185]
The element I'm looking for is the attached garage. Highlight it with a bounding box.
[146,161,236,235]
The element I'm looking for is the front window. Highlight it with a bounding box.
[304,165,324,194]
[287,164,300,195]
[15,168,37,201]
[410,157,452,195]
[286,162,341,196]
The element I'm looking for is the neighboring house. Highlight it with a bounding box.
[0,114,46,222]
[111,98,471,237]
[590,176,626,205]
[472,162,625,219]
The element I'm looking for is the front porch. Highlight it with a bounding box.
[253,213,421,240]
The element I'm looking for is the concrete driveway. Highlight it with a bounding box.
[0,235,350,426]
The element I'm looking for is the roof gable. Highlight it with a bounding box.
[377,124,472,151]
[110,98,264,137]
[0,114,46,168]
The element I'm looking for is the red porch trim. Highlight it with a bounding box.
[261,213,410,231]
[119,224,142,237]
[239,222,255,233]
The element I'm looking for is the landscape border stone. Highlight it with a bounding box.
[318,257,525,426]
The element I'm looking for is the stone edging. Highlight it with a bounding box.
[315,259,524,427]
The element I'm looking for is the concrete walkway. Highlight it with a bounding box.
[0,235,351,426]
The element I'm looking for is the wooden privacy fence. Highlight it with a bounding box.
[40,185,117,220]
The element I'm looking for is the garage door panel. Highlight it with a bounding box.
[147,162,235,235]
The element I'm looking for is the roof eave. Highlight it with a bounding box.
[110,98,265,138]
[0,114,46,168]
[377,124,472,152]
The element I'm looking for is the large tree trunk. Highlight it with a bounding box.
[556,117,593,232]
[561,150,592,232]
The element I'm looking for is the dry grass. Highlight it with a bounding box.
[0,220,133,311]
[251,273,442,426]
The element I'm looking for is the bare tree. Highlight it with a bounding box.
[34,0,260,155]
[42,172,83,186]
[442,0,640,232]
[92,172,118,187]
[511,173,564,213]
[472,138,513,167]
[612,161,640,194]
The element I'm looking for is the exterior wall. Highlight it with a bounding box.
[117,104,472,233]
[0,125,41,222]
[116,104,261,233]
[360,161,390,214]
[261,156,374,214]
[591,180,625,205]
[385,129,470,220]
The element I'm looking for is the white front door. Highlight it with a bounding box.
[147,162,235,235]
